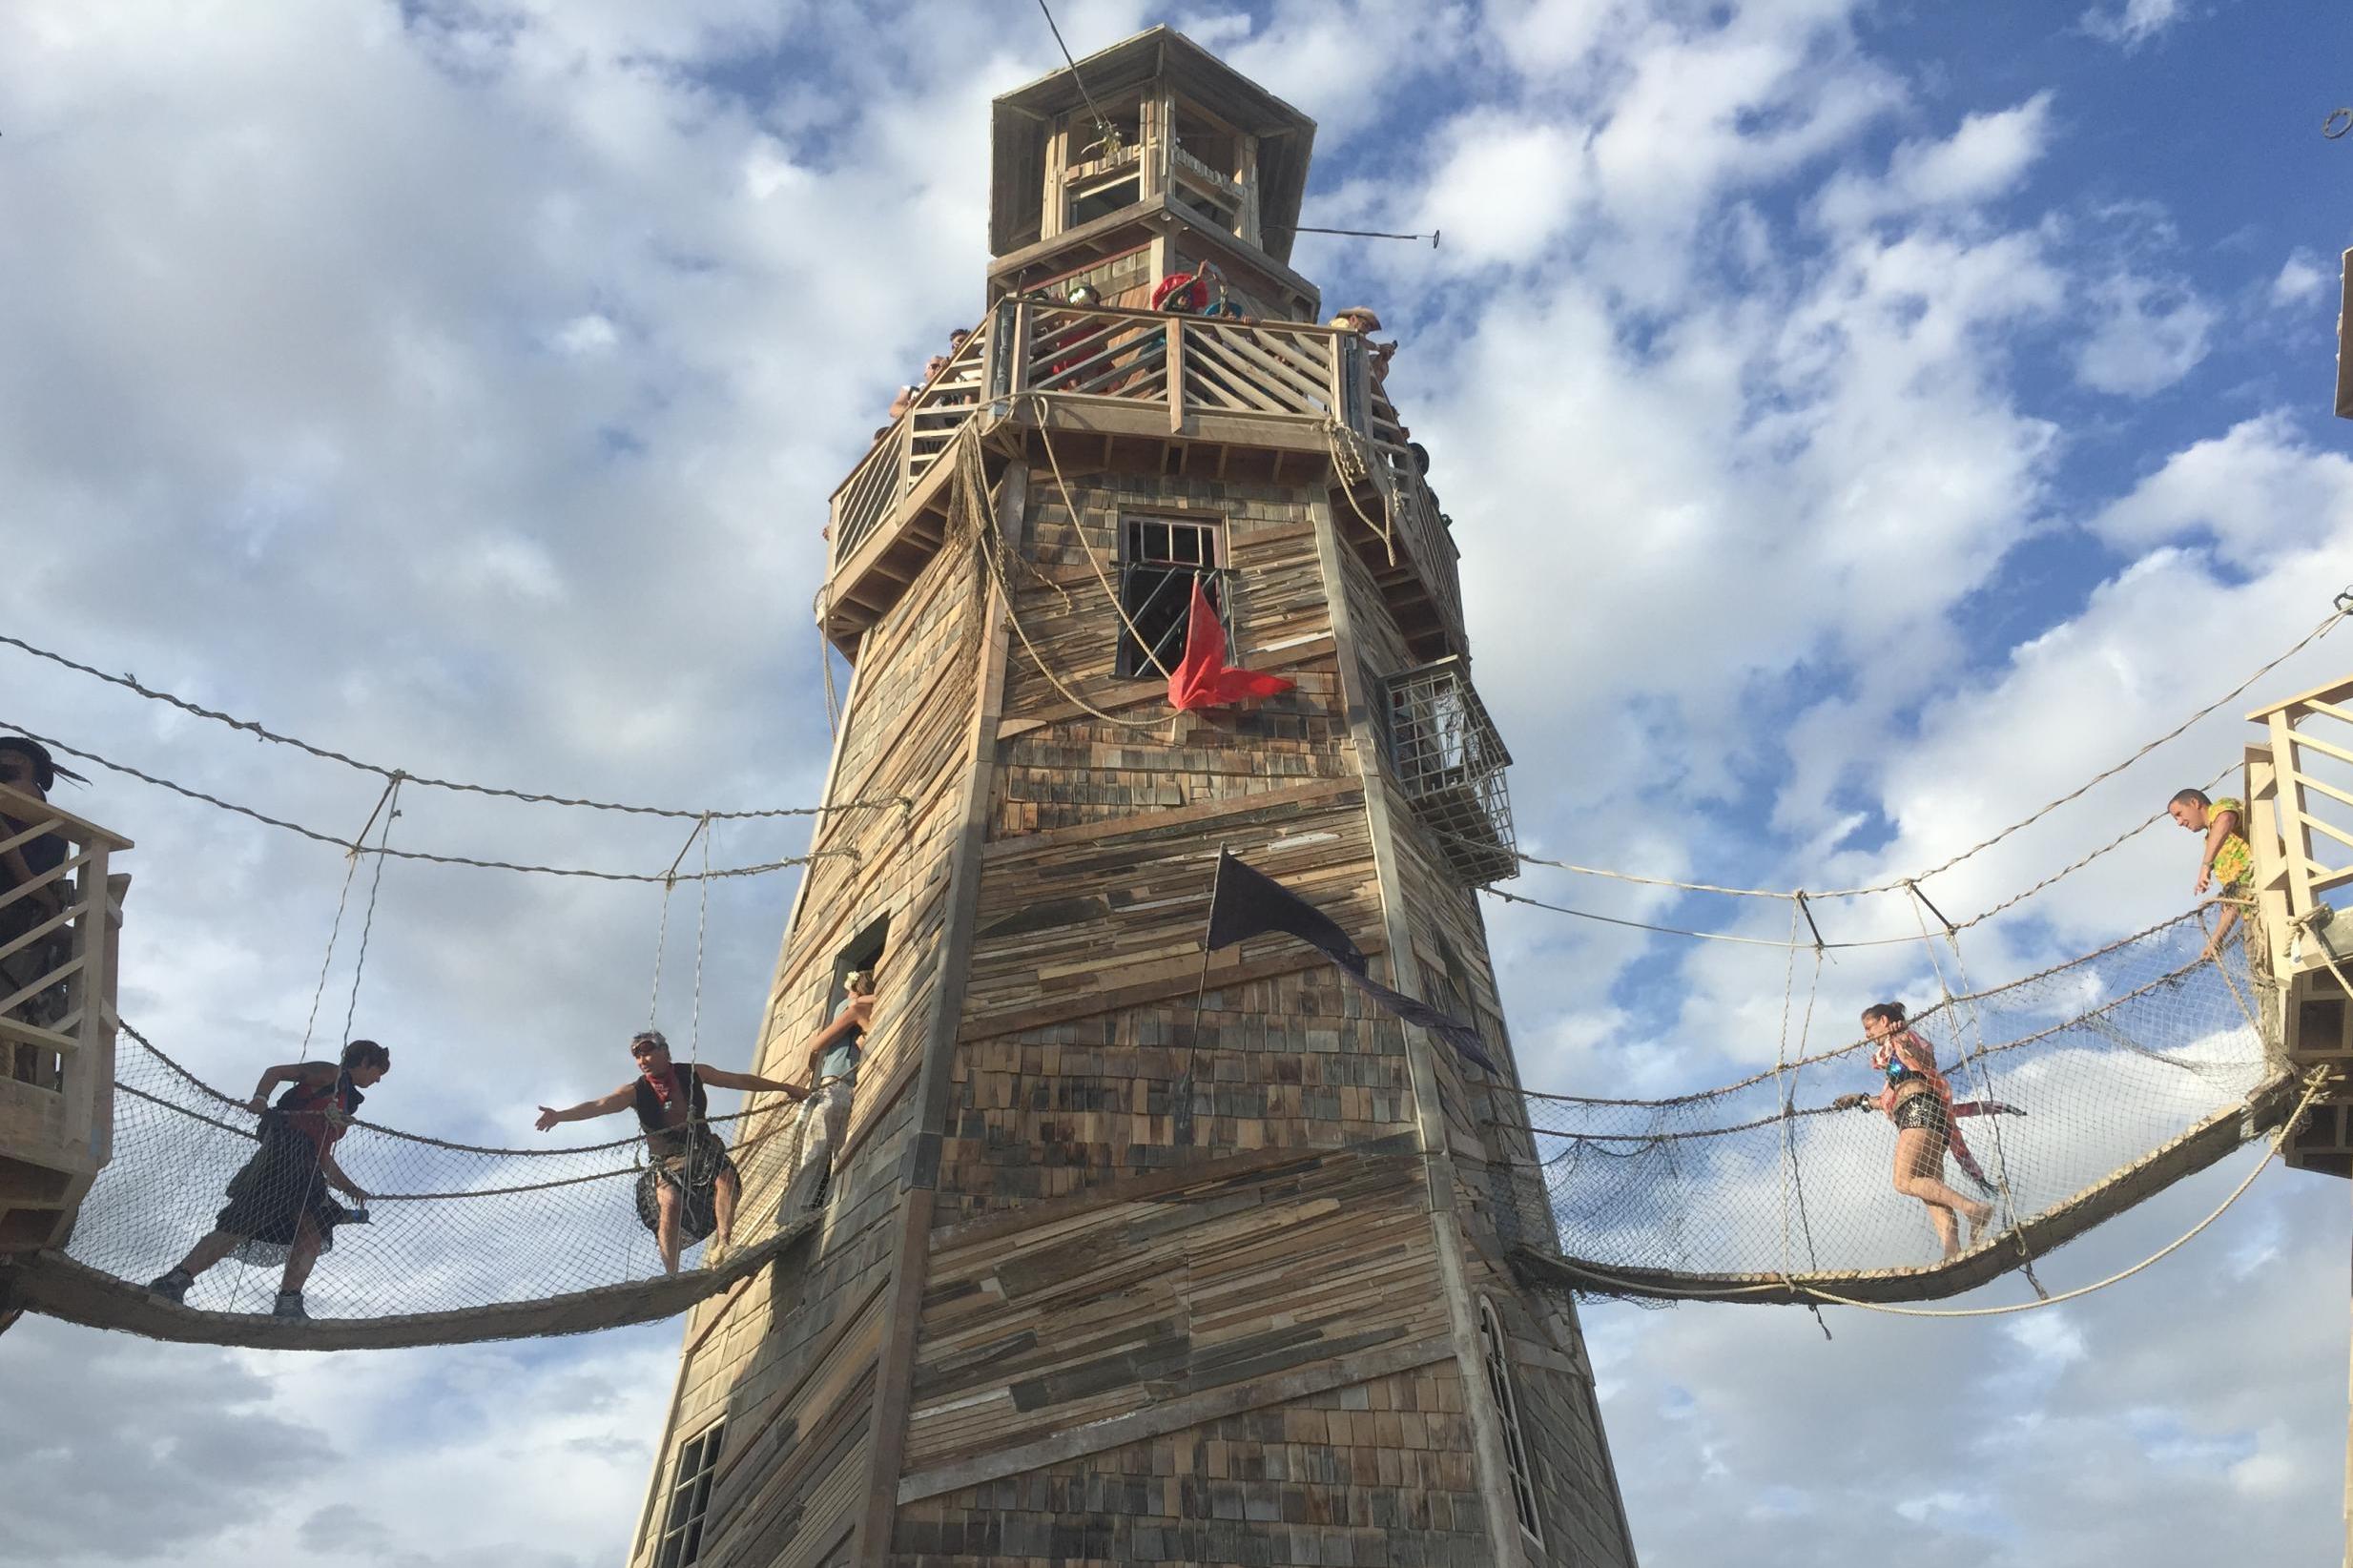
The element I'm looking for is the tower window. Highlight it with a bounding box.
[1117,516,1226,677]
[1477,1298,1545,1548]
[653,1420,725,1568]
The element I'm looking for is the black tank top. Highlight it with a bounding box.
[631,1064,707,1153]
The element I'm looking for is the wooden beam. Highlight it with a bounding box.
[849,461,1026,1564]
[896,1331,1454,1503]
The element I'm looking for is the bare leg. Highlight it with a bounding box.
[174,1228,244,1279]
[1892,1125,1992,1258]
[655,1181,682,1275]
[279,1216,324,1294]
[712,1166,740,1253]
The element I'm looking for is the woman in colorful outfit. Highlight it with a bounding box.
[2168,787,2253,959]
[1834,1002,1994,1260]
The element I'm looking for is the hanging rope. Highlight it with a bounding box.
[299,775,399,1055]
[340,776,402,1045]
[0,725,853,882]
[0,632,907,822]
[1908,881,2048,1300]
[951,423,1170,735]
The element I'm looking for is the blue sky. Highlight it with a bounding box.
[2,1,2350,1564]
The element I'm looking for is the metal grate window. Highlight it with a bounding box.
[1478,1298,1546,1548]
[1117,516,1227,677]
[1380,657,1517,886]
[653,1421,725,1568]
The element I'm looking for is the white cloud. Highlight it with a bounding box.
[2092,412,2353,567]
[2271,251,2330,307]
[2074,271,2216,395]
[1817,93,2054,230]
[1,2,2341,1565]
[2082,0,2187,51]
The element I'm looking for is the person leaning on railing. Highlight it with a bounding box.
[1330,306,1398,388]
[2169,786,2254,960]
[0,736,88,1060]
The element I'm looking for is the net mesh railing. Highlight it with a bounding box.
[1498,912,2279,1287]
[66,1031,823,1322]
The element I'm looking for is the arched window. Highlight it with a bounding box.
[1477,1296,1544,1548]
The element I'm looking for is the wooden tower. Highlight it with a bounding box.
[630,29,1639,1568]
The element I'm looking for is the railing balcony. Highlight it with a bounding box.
[820,302,1468,660]
[1380,657,1517,887]
[0,784,131,1253]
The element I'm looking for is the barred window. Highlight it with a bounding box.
[653,1421,725,1568]
[1477,1298,1544,1547]
[1117,516,1226,677]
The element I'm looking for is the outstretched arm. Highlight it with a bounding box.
[247,1062,334,1114]
[2197,810,2242,895]
[695,1064,809,1101]
[534,1085,635,1132]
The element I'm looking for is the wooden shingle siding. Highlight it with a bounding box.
[894,1362,1494,1565]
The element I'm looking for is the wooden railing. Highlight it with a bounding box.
[2248,676,2353,978]
[0,784,131,1252]
[827,318,997,571]
[822,304,1467,653]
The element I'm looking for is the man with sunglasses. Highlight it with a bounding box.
[534,1030,813,1275]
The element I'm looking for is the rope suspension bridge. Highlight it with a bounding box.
[1,591,2348,1349]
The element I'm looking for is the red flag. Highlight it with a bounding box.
[1166,579,1294,712]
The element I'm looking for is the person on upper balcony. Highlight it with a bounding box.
[2169,787,2253,960]
[0,736,87,1053]
[1151,259,1214,315]
[1044,283,1104,386]
[1331,307,1397,387]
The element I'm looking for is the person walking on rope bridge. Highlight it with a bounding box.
[147,1039,393,1319]
[533,1030,807,1276]
[1832,1002,1994,1260]
[2168,787,2253,960]
[776,973,877,1220]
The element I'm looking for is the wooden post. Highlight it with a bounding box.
[1166,314,1187,433]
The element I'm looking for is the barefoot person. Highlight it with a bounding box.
[1833,1002,1993,1259]
[148,1039,392,1319]
[534,1031,808,1275]
[2168,787,2253,959]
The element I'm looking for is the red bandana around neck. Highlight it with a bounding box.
[642,1064,682,1108]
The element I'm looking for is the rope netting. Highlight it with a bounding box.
[1500,911,2287,1296]
[62,1028,823,1329]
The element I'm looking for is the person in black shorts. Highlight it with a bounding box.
[148,1039,392,1319]
[1833,1001,1993,1260]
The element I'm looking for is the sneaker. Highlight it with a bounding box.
[271,1291,307,1320]
[147,1269,192,1305]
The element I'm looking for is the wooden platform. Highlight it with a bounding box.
[3,1210,821,1351]
[1509,1071,2300,1306]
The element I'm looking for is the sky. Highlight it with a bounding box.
[2,1,2350,1564]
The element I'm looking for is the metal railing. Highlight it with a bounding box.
[0,783,131,1252]
[1380,658,1517,887]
